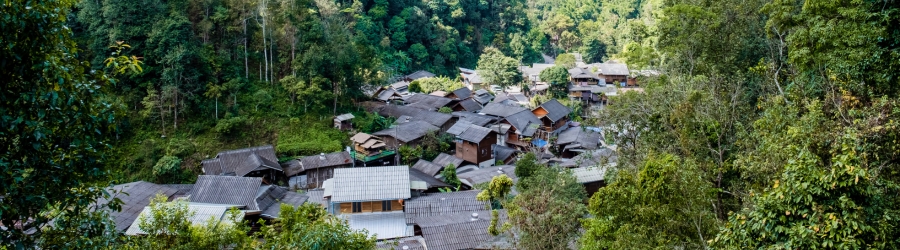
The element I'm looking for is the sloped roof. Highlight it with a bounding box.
[404,191,488,224]
[459,67,476,74]
[458,165,517,188]
[480,102,527,118]
[330,166,411,202]
[351,133,373,144]
[450,87,472,100]
[447,120,474,136]
[201,145,281,177]
[101,181,178,232]
[556,127,601,151]
[285,151,353,176]
[559,147,618,168]
[453,112,495,127]
[571,166,607,184]
[405,94,455,111]
[417,210,507,250]
[372,121,439,143]
[342,211,412,240]
[504,110,541,136]
[406,70,436,80]
[391,81,410,91]
[520,63,555,78]
[189,175,263,210]
[261,190,308,218]
[456,98,483,112]
[597,62,630,76]
[376,236,427,250]
[535,99,571,122]
[377,88,400,101]
[432,153,464,170]
[409,168,451,189]
[492,144,518,161]
[376,104,453,128]
[569,67,601,80]
[472,89,494,104]
[305,189,328,207]
[334,113,355,121]
[458,125,494,143]
[412,159,445,177]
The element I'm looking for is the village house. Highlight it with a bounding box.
[501,110,542,148]
[459,67,485,90]
[555,126,602,158]
[532,99,571,136]
[449,122,497,167]
[519,63,555,84]
[376,104,456,132]
[446,87,472,100]
[282,151,354,189]
[492,144,518,165]
[453,111,497,127]
[559,147,618,168]
[409,166,452,192]
[200,145,283,184]
[188,175,308,223]
[372,120,440,149]
[373,87,404,102]
[453,98,483,112]
[411,153,465,179]
[404,93,457,111]
[572,166,608,197]
[594,62,630,86]
[403,70,436,82]
[321,166,424,240]
[98,181,179,233]
[404,191,505,250]
[350,133,395,163]
[333,113,354,131]
[472,89,495,105]
[568,67,602,86]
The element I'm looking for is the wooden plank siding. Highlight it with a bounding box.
[338,200,404,214]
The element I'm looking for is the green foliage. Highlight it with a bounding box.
[441,164,461,187]
[540,66,571,99]
[353,112,394,134]
[152,156,182,179]
[514,153,541,185]
[477,47,523,90]
[554,53,576,68]
[124,195,250,249]
[398,145,421,166]
[438,107,452,114]
[213,116,248,136]
[477,174,514,236]
[409,77,464,93]
[0,0,121,246]
[509,167,586,250]
[276,118,345,157]
[255,203,377,249]
[581,154,716,249]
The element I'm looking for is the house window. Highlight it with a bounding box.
[382,200,392,211]
[352,202,362,213]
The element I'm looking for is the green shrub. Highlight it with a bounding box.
[214,116,248,135]
[153,155,182,178]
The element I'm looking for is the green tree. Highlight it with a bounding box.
[554,53,576,68]
[437,106,452,114]
[514,153,541,184]
[476,47,523,90]
[477,174,514,235]
[124,194,250,250]
[441,164,461,188]
[509,167,586,250]
[255,203,377,249]
[539,66,570,99]
[1,0,121,246]
[152,156,182,180]
[581,154,717,249]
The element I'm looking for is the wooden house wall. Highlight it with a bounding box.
[337,200,404,214]
[455,133,496,164]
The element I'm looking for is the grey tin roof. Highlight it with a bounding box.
[597,62,630,76]
[126,203,242,235]
[330,166,411,202]
[406,70,436,81]
[536,99,570,122]
[189,175,263,210]
[416,210,507,250]
[201,145,281,177]
[409,168,451,189]
[458,125,494,143]
[456,98,483,112]
[458,165,518,188]
[450,87,472,100]
[412,159,445,177]
[571,166,607,184]
[376,104,453,128]
[404,191,488,224]
[101,181,178,232]
[432,153,464,170]
[404,94,455,111]
[452,112,496,127]
[480,102,527,118]
[372,120,440,143]
[341,211,412,240]
[284,151,353,177]
[446,120,474,136]
[503,110,541,136]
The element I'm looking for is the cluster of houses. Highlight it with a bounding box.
[104,58,632,248]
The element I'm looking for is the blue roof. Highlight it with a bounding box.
[532,139,548,148]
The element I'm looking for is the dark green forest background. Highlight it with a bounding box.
[4,0,900,248]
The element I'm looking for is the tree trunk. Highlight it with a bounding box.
[215,97,219,120]
[243,18,248,79]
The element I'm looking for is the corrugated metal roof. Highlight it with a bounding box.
[335,113,355,121]
[571,166,607,184]
[323,179,334,198]
[597,62,630,76]
[432,153,464,171]
[452,112,495,127]
[535,99,570,122]
[405,94,456,111]
[409,168,451,189]
[372,121,440,143]
[376,236,427,250]
[456,99,483,112]
[417,210,507,250]
[412,159,444,177]
[504,110,541,136]
[100,181,178,232]
[189,175,263,210]
[406,70,436,81]
[285,151,353,176]
[341,211,412,240]
[492,144,518,162]
[410,181,428,190]
[458,166,518,188]
[404,191,488,224]
[450,87,472,100]
[480,102,527,118]
[305,189,328,208]
[376,105,452,128]
[446,120,474,136]
[330,166,411,202]
[201,145,281,177]
[458,125,494,143]
[472,89,494,105]
[261,191,309,218]
[559,147,618,168]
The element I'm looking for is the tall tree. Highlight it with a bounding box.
[476,47,523,91]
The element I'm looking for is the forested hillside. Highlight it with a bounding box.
[3,0,900,248]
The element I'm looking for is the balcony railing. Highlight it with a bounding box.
[353,150,396,162]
